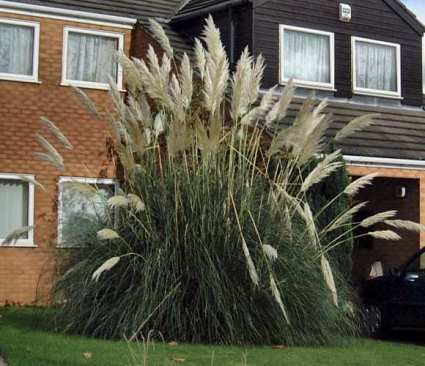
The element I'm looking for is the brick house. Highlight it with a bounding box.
[1,0,425,304]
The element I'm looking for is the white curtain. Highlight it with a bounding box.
[0,23,34,76]
[283,29,331,84]
[355,41,397,92]
[66,32,118,83]
[0,180,29,238]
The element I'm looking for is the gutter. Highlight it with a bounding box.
[344,155,425,171]
[171,0,250,23]
[0,0,137,28]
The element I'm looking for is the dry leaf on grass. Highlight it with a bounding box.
[83,352,93,359]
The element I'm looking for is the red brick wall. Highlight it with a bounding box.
[0,12,132,304]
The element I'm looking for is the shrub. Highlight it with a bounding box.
[20,17,420,346]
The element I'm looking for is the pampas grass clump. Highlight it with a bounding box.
[28,17,421,345]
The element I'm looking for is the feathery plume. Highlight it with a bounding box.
[127,193,146,212]
[360,210,397,228]
[262,244,278,262]
[384,220,425,233]
[344,173,378,196]
[270,275,290,324]
[108,195,129,209]
[97,228,120,241]
[180,53,193,109]
[335,114,380,141]
[326,202,368,233]
[149,19,173,58]
[17,174,46,192]
[194,38,206,80]
[321,255,338,307]
[266,80,295,126]
[92,256,121,282]
[71,86,99,117]
[301,150,344,193]
[40,117,73,150]
[34,134,64,171]
[368,230,402,241]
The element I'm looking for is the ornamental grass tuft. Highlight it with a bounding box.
[26,17,422,345]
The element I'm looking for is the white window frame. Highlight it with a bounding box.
[279,24,335,91]
[0,173,35,247]
[61,27,124,91]
[352,36,402,99]
[57,176,118,247]
[0,18,40,83]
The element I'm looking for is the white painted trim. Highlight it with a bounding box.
[57,176,118,247]
[352,36,402,99]
[0,173,35,247]
[61,27,124,91]
[344,155,425,170]
[0,17,40,83]
[279,24,335,91]
[0,0,136,29]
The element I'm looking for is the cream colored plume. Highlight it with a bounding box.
[344,173,378,196]
[97,228,121,241]
[301,150,344,193]
[270,274,290,324]
[335,114,380,141]
[149,19,173,58]
[368,230,401,241]
[321,255,338,307]
[92,256,121,282]
[360,210,397,228]
[40,117,73,150]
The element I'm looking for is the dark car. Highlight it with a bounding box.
[363,247,425,336]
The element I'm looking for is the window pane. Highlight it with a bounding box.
[0,23,34,76]
[355,41,397,92]
[283,29,331,84]
[0,180,29,238]
[66,32,118,84]
[61,182,114,244]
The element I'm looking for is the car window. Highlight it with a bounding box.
[405,252,425,278]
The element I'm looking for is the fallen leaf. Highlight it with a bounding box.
[168,341,178,347]
[272,345,288,349]
[83,352,93,359]
[173,358,186,363]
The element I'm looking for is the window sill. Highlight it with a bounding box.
[353,90,403,100]
[0,243,37,248]
[61,81,125,92]
[0,76,41,84]
[280,81,337,92]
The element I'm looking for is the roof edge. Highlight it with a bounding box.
[383,0,425,35]
[172,0,250,23]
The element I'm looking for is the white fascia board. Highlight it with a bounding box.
[0,0,137,29]
[344,155,425,170]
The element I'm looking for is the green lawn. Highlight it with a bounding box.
[1,308,425,366]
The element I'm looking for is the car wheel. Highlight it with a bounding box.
[365,305,387,338]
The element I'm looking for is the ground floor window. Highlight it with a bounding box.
[0,173,35,246]
[58,177,116,247]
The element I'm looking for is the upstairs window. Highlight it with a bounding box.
[0,174,35,246]
[58,177,116,247]
[62,27,123,90]
[0,18,40,82]
[352,37,401,98]
[280,25,335,90]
